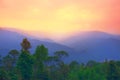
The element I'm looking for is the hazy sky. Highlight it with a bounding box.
[0,0,120,40]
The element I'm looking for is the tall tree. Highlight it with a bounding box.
[34,45,48,61]
[16,51,33,80]
[33,45,49,80]
[21,38,31,52]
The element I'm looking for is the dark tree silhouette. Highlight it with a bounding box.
[21,38,31,52]
[9,49,19,65]
[54,51,68,61]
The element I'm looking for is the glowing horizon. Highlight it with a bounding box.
[0,0,120,40]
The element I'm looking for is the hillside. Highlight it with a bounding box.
[0,28,120,63]
[63,31,120,62]
[0,28,78,63]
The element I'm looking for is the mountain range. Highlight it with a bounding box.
[63,31,120,62]
[0,27,120,63]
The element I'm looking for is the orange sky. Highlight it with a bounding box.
[0,0,120,40]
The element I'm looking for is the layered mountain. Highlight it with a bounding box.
[63,31,120,62]
[0,28,120,63]
[0,28,79,62]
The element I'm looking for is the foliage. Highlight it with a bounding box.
[0,68,8,80]
[0,38,120,80]
[21,38,31,52]
[33,45,49,80]
[16,51,33,80]
[2,55,14,71]
[106,61,120,80]
[9,49,19,65]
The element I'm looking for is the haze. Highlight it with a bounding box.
[0,0,120,41]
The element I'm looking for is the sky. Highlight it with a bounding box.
[0,0,120,41]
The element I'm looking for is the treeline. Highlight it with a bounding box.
[0,38,120,80]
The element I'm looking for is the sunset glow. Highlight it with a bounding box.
[0,0,120,40]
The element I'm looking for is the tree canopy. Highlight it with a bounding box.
[0,38,119,80]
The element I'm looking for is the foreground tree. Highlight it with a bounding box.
[33,45,49,80]
[0,55,1,65]
[69,61,79,69]
[58,62,70,80]
[0,69,8,80]
[16,38,33,80]
[16,51,33,80]
[2,54,18,80]
[106,60,120,80]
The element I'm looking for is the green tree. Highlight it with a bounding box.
[8,70,18,80]
[2,55,13,71]
[16,51,33,80]
[33,45,49,80]
[47,51,69,80]
[58,62,70,80]
[54,51,68,60]
[9,49,19,65]
[106,60,120,80]
[86,60,98,67]
[34,45,48,61]
[69,61,79,69]
[0,55,1,65]
[2,54,18,80]
[0,68,8,80]
[54,50,69,63]
[67,62,107,80]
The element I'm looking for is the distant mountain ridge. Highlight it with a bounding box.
[0,28,120,63]
[0,27,54,42]
[0,28,79,63]
[63,31,120,62]
[63,31,116,45]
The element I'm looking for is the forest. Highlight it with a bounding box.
[0,38,120,80]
